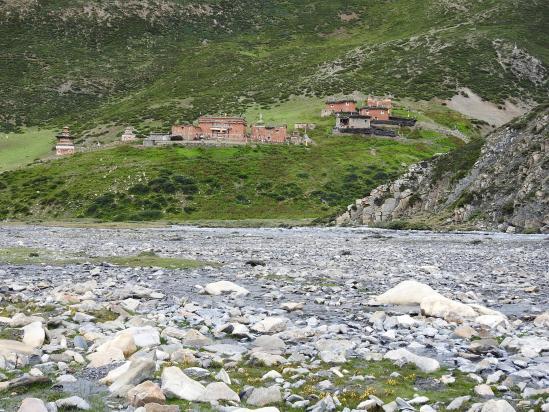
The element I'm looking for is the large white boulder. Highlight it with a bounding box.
[420,295,477,320]
[18,398,48,412]
[374,280,441,305]
[161,366,206,401]
[204,281,249,296]
[22,322,45,348]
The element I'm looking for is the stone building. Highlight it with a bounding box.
[322,98,357,117]
[335,114,371,131]
[143,133,172,147]
[121,127,138,142]
[55,126,75,156]
[251,124,287,143]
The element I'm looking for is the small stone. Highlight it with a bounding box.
[127,381,166,407]
[384,348,440,373]
[55,396,91,410]
[474,384,495,398]
[204,280,249,296]
[447,396,471,410]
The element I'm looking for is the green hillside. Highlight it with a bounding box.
[0,127,460,222]
[1,0,547,134]
[0,0,546,222]
[0,128,55,172]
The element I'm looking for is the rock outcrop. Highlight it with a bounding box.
[337,106,548,233]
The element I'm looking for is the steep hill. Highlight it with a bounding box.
[337,105,548,233]
[1,0,547,134]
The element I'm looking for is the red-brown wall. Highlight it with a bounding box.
[325,101,357,113]
[251,125,287,143]
[171,124,202,140]
[198,117,247,141]
[359,107,390,121]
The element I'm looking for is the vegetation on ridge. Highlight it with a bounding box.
[1,0,547,133]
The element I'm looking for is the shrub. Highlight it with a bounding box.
[129,183,150,195]
[129,210,163,221]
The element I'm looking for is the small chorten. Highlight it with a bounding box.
[121,126,137,142]
[55,126,75,156]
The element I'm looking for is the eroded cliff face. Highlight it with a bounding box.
[337,107,548,233]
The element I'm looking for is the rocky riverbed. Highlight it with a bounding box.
[0,225,547,412]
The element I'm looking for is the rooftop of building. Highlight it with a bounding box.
[325,97,357,104]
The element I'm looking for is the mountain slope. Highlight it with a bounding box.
[1,0,547,134]
[337,105,549,233]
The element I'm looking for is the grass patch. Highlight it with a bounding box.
[106,251,215,270]
[0,247,216,269]
[0,128,55,172]
[0,122,457,222]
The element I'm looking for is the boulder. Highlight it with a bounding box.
[281,302,304,312]
[95,333,137,357]
[475,384,495,398]
[250,352,287,367]
[251,317,288,334]
[144,404,180,412]
[0,339,37,356]
[475,315,509,330]
[122,327,161,348]
[180,329,212,348]
[18,398,48,412]
[161,366,205,401]
[22,322,45,348]
[201,381,240,402]
[204,281,249,296]
[253,335,286,352]
[420,295,477,320]
[247,385,282,407]
[109,358,156,396]
[374,280,440,305]
[480,400,516,412]
[533,312,549,328]
[315,339,356,364]
[384,348,440,373]
[87,347,126,368]
[99,362,131,385]
[447,396,471,410]
[127,381,166,407]
[55,396,91,410]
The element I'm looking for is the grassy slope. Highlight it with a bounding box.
[0,128,55,172]
[0,127,458,221]
[0,0,546,134]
